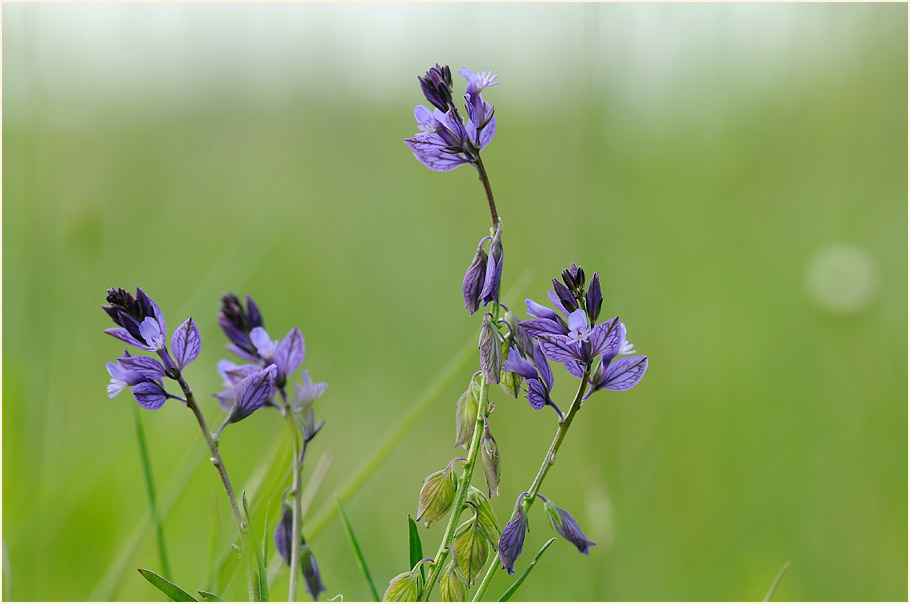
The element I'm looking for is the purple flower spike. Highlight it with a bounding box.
[479,224,503,305]
[130,381,168,410]
[171,318,201,371]
[463,236,490,314]
[498,493,529,575]
[216,365,277,424]
[419,64,454,112]
[219,293,265,362]
[103,287,167,351]
[539,495,597,555]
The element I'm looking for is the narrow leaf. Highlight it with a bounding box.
[197,590,224,602]
[763,561,791,602]
[407,516,423,572]
[137,569,197,602]
[242,491,269,602]
[496,539,556,602]
[337,497,381,601]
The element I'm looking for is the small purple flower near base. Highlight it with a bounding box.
[463,236,490,314]
[498,493,529,575]
[215,365,277,427]
[539,494,596,555]
[274,502,325,601]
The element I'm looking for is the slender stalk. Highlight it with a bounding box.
[176,375,255,598]
[763,561,791,602]
[132,405,171,578]
[474,158,499,229]
[288,421,304,602]
[521,368,590,512]
[420,380,489,601]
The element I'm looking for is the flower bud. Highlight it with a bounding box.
[479,417,500,498]
[383,570,421,602]
[478,314,503,385]
[540,495,597,555]
[454,384,480,448]
[498,494,529,575]
[585,272,603,323]
[462,238,489,315]
[479,224,503,306]
[416,459,460,526]
[300,542,326,601]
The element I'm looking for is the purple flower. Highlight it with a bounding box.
[502,344,562,417]
[404,65,498,172]
[103,287,167,352]
[538,494,596,555]
[249,326,305,388]
[215,365,277,426]
[107,357,171,410]
[498,493,529,575]
[274,503,325,601]
[479,224,503,306]
[218,293,264,362]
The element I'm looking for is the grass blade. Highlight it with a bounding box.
[407,516,423,571]
[763,561,791,602]
[132,405,171,579]
[496,538,556,602]
[197,590,224,602]
[3,541,12,601]
[336,497,380,601]
[242,491,270,602]
[137,569,197,602]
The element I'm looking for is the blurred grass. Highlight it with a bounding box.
[2,3,907,602]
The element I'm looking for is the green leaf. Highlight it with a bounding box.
[407,516,423,580]
[496,539,556,602]
[197,590,224,602]
[242,491,269,602]
[337,497,381,601]
[137,569,197,602]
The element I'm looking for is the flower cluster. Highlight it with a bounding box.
[103,287,201,410]
[405,64,499,172]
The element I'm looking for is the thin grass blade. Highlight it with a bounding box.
[496,538,556,602]
[197,590,224,602]
[137,569,197,602]
[763,561,791,602]
[407,516,423,572]
[336,497,381,601]
[242,491,269,602]
[133,405,171,578]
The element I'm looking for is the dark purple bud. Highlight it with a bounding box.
[498,493,529,575]
[478,314,503,385]
[130,381,168,410]
[274,502,294,567]
[539,495,596,555]
[418,64,455,112]
[479,224,503,305]
[103,287,167,350]
[585,272,603,323]
[171,318,201,371]
[218,293,264,361]
[300,543,326,601]
[551,279,578,314]
[463,237,489,315]
[561,264,585,294]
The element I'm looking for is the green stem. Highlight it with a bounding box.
[177,376,255,599]
[420,380,489,601]
[474,158,499,229]
[288,425,303,602]
[132,404,171,578]
[763,561,791,602]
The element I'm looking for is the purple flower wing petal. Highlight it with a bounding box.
[131,382,167,410]
[600,356,648,391]
[478,115,496,150]
[275,327,305,377]
[564,360,586,380]
[502,346,537,380]
[546,289,571,316]
[231,366,277,422]
[404,134,470,172]
[171,317,201,371]
[137,287,167,339]
[117,355,166,380]
[537,334,581,363]
[525,298,560,322]
[225,343,261,363]
[105,327,145,349]
[519,318,567,339]
[589,317,622,360]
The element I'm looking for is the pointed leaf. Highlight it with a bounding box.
[496,539,556,602]
[197,591,224,602]
[137,569,197,602]
[407,516,423,573]
[337,497,381,601]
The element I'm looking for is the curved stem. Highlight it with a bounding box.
[420,379,489,600]
[474,158,499,229]
[288,419,304,602]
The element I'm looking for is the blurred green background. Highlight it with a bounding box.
[2,3,907,602]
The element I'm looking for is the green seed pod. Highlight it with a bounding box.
[416,459,460,527]
[454,386,480,448]
[439,561,468,602]
[383,571,421,602]
[453,516,488,585]
[467,486,501,543]
[499,368,522,398]
[479,418,500,499]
